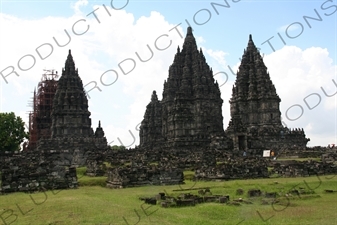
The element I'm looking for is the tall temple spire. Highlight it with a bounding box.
[36,50,107,167]
[64,49,76,75]
[187,26,193,35]
[226,34,310,151]
[182,26,198,53]
[51,50,93,138]
[140,27,227,150]
[235,35,278,100]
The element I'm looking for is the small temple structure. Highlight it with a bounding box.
[225,35,310,153]
[36,50,108,166]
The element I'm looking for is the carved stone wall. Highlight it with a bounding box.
[106,165,184,188]
[195,157,269,180]
[271,160,337,177]
[0,151,78,193]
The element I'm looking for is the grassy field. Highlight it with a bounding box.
[275,157,321,161]
[1,173,337,225]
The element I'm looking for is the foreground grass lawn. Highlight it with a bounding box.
[1,175,337,225]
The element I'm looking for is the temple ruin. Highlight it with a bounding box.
[139,27,231,151]
[27,70,58,150]
[139,28,310,154]
[225,35,310,153]
[1,29,321,193]
[36,50,108,166]
[0,50,110,193]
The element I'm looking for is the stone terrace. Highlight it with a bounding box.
[106,162,184,188]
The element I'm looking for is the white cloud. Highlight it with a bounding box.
[205,49,228,69]
[196,36,206,45]
[71,0,88,16]
[0,4,185,147]
[264,46,337,146]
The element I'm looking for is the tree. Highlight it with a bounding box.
[0,112,29,152]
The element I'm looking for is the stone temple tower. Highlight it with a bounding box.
[37,50,108,166]
[139,27,230,150]
[226,35,310,152]
[51,50,94,138]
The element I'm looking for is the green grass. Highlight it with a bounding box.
[276,158,321,161]
[78,176,106,187]
[76,167,87,177]
[1,175,337,224]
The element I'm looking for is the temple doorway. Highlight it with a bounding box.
[238,135,245,150]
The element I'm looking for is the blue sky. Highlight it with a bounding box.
[0,0,336,147]
[2,0,335,56]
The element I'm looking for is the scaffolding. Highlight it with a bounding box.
[26,70,59,150]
